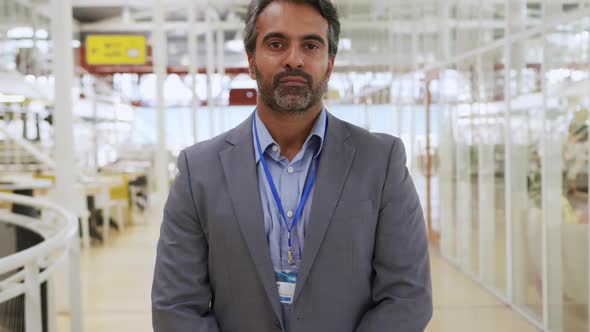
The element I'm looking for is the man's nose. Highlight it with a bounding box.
[284,45,304,69]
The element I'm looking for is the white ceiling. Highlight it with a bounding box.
[5,0,590,69]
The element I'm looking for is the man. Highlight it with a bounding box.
[151,0,432,331]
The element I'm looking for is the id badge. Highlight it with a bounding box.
[275,271,297,304]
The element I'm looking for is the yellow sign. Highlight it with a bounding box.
[86,35,146,65]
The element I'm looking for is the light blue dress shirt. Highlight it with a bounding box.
[253,108,327,331]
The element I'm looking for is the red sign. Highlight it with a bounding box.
[229,89,257,106]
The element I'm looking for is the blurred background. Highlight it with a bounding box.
[0,0,589,331]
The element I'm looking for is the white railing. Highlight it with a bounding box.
[0,121,56,169]
[0,192,83,332]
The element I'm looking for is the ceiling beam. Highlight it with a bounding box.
[69,0,234,7]
[79,20,243,33]
[79,17,532,33]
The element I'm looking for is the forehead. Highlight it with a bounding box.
[256,1,330,41]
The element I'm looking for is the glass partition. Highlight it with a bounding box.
[509,34,545,321]
[476,48,508,296]
[544,18,590,332]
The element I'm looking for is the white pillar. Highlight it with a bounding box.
[439,0,458,259]
[477,1,496,289]
[504,0,514,304]
[188,2,199,144]
[216,17,225,134]
[542,1,563,330]
[437,0,452,259]
[409,16,419,172]
[439,89,454,258]
[509,0,527,93]
[439,0,451,60]
[24,262,42,332]
[205,11,216,138]
[122,6,131,23]
[456,110,472,271]
[388,11,398,135]
[479,130,496,285]
[153,0,169,208]
[92,81,99,170]
[540,1,551,328]
[31,10,39,76]
[51,0,77,217]
[393,15,403,137]
[51,2,84,329]
[67,237,83,332]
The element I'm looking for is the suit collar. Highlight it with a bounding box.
[220,114,284,323]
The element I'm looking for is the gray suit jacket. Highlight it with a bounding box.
[152,112,432,332]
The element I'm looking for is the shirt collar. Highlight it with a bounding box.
[253,108,327,163]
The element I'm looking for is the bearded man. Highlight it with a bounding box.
[152,1,432,331]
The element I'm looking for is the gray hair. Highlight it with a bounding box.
[243,0,341,57]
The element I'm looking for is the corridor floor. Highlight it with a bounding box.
[57,212,539,332]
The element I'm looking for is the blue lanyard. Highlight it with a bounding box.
[253,114,327,248]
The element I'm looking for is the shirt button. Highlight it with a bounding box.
[287,167,294,173]
[287,210,294,218]
[272,145,279,152]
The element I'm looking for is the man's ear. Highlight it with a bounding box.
[247,52,256,80]
[326,55,336,80]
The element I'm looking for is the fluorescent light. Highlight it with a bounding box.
[0,94,26,103]
[3,39,77,49]
[6,27,48,39]
[7,27,33,38]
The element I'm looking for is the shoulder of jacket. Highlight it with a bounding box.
[182,130,233,159]
[340,120,400,151]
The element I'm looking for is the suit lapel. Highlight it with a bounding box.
[294,113,355,302]
[219,115,283,322]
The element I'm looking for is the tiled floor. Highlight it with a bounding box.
[57,212,539,332]
[427,256,538,332]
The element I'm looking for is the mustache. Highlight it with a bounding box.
[273,70,313,88]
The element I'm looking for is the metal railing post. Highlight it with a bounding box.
[24,261,42,332]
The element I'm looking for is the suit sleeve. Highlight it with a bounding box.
[151,150,221,332]
[355,138,433,332]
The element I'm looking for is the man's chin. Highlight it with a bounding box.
[275,96,311,112]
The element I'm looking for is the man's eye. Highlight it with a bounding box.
[269,42,283,49]
[305,44,320,50]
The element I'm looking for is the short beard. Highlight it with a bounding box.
[255,65,329,115]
